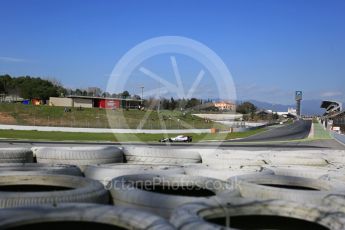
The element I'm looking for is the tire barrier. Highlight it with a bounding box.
[0,203,175,230]
[30,146,43,158]
[123,146,201,164]
[183,164,273,180]
[35,146,123,170]
[84,163,185,185]
[2,145,345,226]
[0,163,82,177]
[170,198,345,230]
[109,173,239,218]
[324,152,345,166]
[266,165,337,179]
[0,175,109,208]
[229,174,345,204]
[265,156,328,166]
[260,150,328,166]
[0,148,33,163]
[197,149,266,168]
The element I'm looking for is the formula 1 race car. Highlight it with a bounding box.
[159,135,192,143]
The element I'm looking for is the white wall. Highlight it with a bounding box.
[73,98,93,108]
[49,97,73,107]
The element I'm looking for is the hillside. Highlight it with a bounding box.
[249,99,332,115]
[0,104,227,130]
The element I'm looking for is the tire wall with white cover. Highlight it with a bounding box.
[109,174,239,217]
[229,173,345,205]
[0,175,109,208]
[0,148,33,163]
[0,203,175,230]
[35,146,124,170]
[84,163,185,185]
[194,149,266,168]
[261,150,328,166]
[0,163,83,177]
[170,199,345,230]
[123,146,201,164]
[195,149,330,167]
[266,165,339,179]
[183,164,273,180]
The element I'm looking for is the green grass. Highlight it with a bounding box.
[0,128,267,142]
[312,122,331,139]
[0,103,229,130]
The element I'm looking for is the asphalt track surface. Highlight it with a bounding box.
[0,119,344,150]
[233,120,312,142]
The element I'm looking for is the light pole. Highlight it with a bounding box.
[139,86,144,105]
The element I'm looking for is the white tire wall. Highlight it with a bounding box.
[123,146,201,164]
[109,174,239,218]
[266,165,341,179]
[0,175,109,208]
[229,174,345,205]
[0,203,175,230]
[261,150,328,166]
[265,156,328,166]
[183,165,273,180]
[84,164,185,185]
[0,163,82,176]
[170,199,345,230]
[35,146,124,170]
[196,149,266,168]
[30,146,43,158]
[317,150,345,164]
[0,148,33,163]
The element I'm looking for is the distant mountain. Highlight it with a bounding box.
[300,100,324,115]
[246,99,334,116]
[247,100,293,113]
[210,98,343,115]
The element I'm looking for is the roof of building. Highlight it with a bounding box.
[255,110,273,115]
[326,110,345,119]
[214,101,236,104]
[67,95,141,101]
[320,100,342,109]
[320,100,342,117]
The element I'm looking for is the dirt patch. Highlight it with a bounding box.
[0,112,17,124]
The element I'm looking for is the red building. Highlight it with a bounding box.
[98,99,121,109]
[66,95,141,109]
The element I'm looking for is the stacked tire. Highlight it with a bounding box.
[1,146,345,229]
[123,146,201,164]
[35,146,124,170]
[0,148,33,163]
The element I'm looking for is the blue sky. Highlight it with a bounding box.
[0,0,344,104]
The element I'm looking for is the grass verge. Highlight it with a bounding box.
[0,128,267,142]
[0,104,230,130]
[312,122,331,139]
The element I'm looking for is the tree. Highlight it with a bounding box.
[75,89,82,96]
[0,74,11,94]
[161,98,170,110]
[273,112,279,120]
[0,75,62,100]
[186,98,201,109]
[121,90,130,98]
[169,97,177,110]
[236,101,257,114]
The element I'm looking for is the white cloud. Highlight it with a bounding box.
[321,91,343,97]
[0,56,28,63]
[236,83,293,104]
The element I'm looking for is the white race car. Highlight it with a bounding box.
[159,135,192,143]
